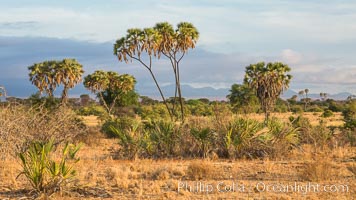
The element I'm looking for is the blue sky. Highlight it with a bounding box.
[1,0,356,98]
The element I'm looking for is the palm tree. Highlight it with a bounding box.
[55,59,84,104]
[244,62,292,122]
[114,22,199,122]
[83,70,135,115]
[301,88,310,111]
[320,92,327,101]
[28,61,57,97]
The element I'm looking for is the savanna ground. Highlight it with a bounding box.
[1,112,355,200]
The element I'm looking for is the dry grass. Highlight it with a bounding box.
[186,161,215,180]
[1,136,355,199]
[80,115,100,127]
[0,110,352,199]
[243,112,344,126]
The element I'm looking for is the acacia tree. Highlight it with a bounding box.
[83,70,135,115]
[28,59,84,104]
[113,22,199,121]
[244,62,292,122]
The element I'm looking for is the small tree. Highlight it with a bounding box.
[226,83,259,114]
[244,62,292,122]
[113,22,199,121]
[83,70,135,115]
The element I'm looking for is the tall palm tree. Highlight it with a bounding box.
[114,21,199,122]
[55,59,84,104]
[244,62,292,122]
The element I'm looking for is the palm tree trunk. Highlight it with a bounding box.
[61,86,69,104]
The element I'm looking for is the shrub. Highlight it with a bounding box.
[17,139,81,195]
[291,105,304,114]
[101,117,136,138]
[300,156,333,181]
[321,109,334,118]
[0,105,87,159]
[262,118,300,158]
[343,100,356,130]
[147,120,179,157]
[109,121,142,160]
[225,118,264,158]
[190,127,215,158]
[77,105,106,117]
[186,161,214,180]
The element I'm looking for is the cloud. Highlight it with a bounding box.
[0,21,39,30]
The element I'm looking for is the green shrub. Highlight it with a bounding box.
[109,121,142,159]
[321,109,333,118]
[262,118,300,157]
[190,127,215,158]
[17,139,81,195]
[77,105,107,117]
[147,120,179,157]
[101,117,136,138]
[291,105,304,114]
[343,100,356,130]
[225,118,263,158]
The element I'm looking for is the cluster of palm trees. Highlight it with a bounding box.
[28,59,84,104]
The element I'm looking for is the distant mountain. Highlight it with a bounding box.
[281,91,353,101]
[137,84,354,101]
[136,84,229,100]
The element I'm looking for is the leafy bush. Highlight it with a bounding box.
[262,118,300,157]
[101,117,137,138]
[190,127,215,158]
[109,121,142,159]
[77,105,106,117]
[17,139,81,195]
[343,100,356,130]
[291,105,304,114]
[225,118,264,158]
[321,109,333,118]
[147,120,179,157]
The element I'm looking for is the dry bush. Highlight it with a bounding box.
[186,161,215,180]
[0,104,87,159]
[347,164,356,176]
[300,156,334,181]
[151,167,171,180]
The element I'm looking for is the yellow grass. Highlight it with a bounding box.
[238,112,344,126]
[80,115,100,127]
[1,138,355,199]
